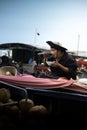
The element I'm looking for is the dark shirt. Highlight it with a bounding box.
[50,52,78,80]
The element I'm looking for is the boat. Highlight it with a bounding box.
[0,42,87,129]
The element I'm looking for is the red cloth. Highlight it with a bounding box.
[0,74,87,94]
[0,74,74,89]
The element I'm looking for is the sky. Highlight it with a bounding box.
[0,0,87,51]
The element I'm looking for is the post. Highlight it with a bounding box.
[77,34,80,56]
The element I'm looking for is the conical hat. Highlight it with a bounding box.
[0,66,17,76]
[46,41,67,50]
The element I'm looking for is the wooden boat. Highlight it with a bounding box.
[0,77,87,129]
[0,43,87,129]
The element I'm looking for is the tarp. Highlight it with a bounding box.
[0,74,87,94]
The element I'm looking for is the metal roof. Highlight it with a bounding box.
[0,42,37,50]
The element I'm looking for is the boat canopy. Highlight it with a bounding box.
[0,42,37,51]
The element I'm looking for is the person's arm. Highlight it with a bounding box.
[52,60,69,73]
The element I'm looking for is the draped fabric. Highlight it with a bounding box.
[0,74,87,94]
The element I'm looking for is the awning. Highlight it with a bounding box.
[0,42,37,51]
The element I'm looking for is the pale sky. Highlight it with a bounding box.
[0,0,87,51]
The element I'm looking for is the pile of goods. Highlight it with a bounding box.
[0,87,49,129]
[0,88,18,113]
[0,87,48,116]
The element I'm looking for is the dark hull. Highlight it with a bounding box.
[0,81,87,129]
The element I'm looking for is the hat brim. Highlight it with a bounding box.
[46,41,67,50]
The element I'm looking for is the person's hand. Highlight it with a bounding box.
[51,60,59,67]
[47,67,51,72]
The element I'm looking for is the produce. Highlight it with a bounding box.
[0,88,11,103]
[9,105,19,114]
[29,105,48,115]
[19,98,34,112]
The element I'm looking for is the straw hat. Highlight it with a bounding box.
[0,66,17,76]
[46,41,67,50]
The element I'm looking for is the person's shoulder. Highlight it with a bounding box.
[65,52,76,61]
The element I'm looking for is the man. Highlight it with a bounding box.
[46,41,78,80]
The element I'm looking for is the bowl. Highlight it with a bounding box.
[46,61,54,66]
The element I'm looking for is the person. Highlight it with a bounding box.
[0,55,13,67]
[39,41,78,80]
[38,51,49,66]
[15,61,23,74]
[28,57,34,64]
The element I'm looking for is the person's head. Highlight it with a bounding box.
[50,48,63,58]
[46,41,67,59]
[1,55,9,64]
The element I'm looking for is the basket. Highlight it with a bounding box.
[0,66,17,76]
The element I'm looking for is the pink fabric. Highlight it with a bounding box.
[64,82,87,93]
[0,74,74,89]
[0,74,87,94]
